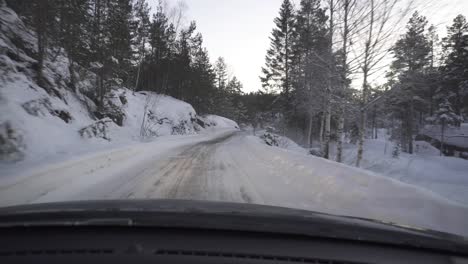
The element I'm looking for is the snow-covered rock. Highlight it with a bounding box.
[200,115,239,130]
[256,130,308,154]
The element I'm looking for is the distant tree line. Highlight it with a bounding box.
[253,0,467,164]
[6,0,247,121]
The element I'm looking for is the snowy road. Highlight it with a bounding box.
[1,130,468,237]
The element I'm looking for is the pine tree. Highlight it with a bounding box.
[427,99,463,155]
[294,0,328,148]
[390,11,431,154]
[105,0,134,83]
[190,47,216,114]
[441,15,468,119]
[144,3,175,93]
[260,0,296,113]
[30,0,58,89]
[132,0,151,90]
[56,0,92,90]
[425,25,440,117]
[214,57,228,90]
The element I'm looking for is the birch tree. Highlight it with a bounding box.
[355,0,413,167]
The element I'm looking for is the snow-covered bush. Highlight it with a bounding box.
[261,132,280,147]
[22,98,72,123]
[0,122,25,162]
[95,100,125,127]
[309,148,323,158]
[79,118,113,141]
[392,144,400,158]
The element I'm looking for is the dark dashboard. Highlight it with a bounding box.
[0,200,467,264]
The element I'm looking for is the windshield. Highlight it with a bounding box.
[0,0,467,239]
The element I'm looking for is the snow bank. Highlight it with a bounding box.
[338,135,468,205]
[420,124,468,149]
[255,129,308,154]
[201,115,239,129]
[254,128,468,206]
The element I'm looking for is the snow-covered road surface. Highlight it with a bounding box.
[1,130,468,237]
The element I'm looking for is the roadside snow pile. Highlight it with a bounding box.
[256,128,308,154]
[337,133,468,205]
[254,127,468,205]
[420,124,468,149]
[0,5,237,165]
[201,115,239,130]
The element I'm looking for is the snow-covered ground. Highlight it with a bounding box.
[258,129,468,206]
[1,130,468,237]
[339,132,468,205]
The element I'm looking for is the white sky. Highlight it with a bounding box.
[153,0,468,93]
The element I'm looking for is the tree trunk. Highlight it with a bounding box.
[336,0,349,163]
[336,114,344,162]
[307,112,313,148]
[372,106,377,139]
[322,0,334,160]
[68,58,76,92]
[356,108,366,167]
[35,0,48,88]
[319,113,324,144]
[356,0,374,167]
[323,104,331,159]
[407,100,414,154]
[440,120,445,156]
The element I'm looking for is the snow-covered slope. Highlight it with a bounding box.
[254,128,468,206]
[0,5,237,166]
[340,136,468,205]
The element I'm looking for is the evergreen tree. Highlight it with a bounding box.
[190,47,216,114]
[105,0,134,83]
[427,99,463,155]
[389,11,431,154]
[214,57,228,90]
[132,0,151,90]
[441,15,468,119]
[425,25,440,117]
[260,0,296,113]
[294,0,329,147]
[56,0,92,90]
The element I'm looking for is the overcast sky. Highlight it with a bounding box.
[153,0,468,93]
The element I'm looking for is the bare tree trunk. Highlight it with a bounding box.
[323,104,331,159]
[319,113,324,144]
[356,0,375,168]
[440,120,445,156]
[408,100,414,154]
[372,105,377,139]
[356,108,366,167]
[336,0,350,163]
[134,37,146,91]
[307,112,313,148]
[35,0,48,88]
[69,58,76,92]
[323,0,334,160]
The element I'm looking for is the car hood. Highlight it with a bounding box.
[0,199,467,254]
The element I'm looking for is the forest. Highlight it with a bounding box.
[4,0,468,166]
[257,0,468,165]
[5,0,249,123]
